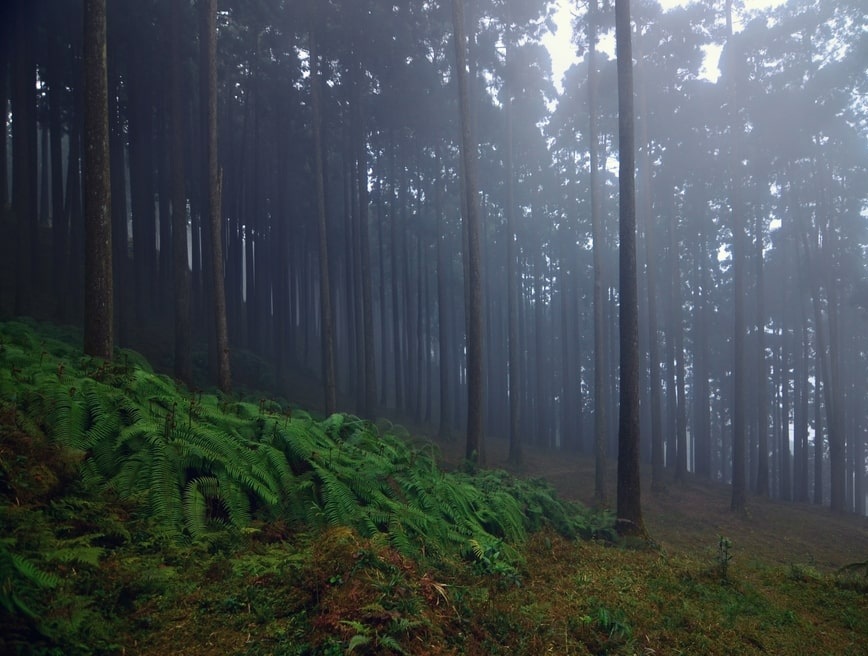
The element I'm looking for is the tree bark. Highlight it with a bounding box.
[615,0,645,536]
[352,62,377,417]
[170,0,192,385]
[309,23,336,413]
[203,0,231,393]
[726,0,747,513]
[589,0,608,504]
[451,0,485,465]
[83,0,113,360]
[12,0,37,316]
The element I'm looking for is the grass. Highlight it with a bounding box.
[1,318,866,655]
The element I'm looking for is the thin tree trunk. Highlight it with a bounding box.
[203,0,231,393]
[12,1,37,316]
[353,63,377,417]
[615,0,645,536]
[170,0,192,385]
[637,62,664,493]
[726,0,747,513]
[451,0,485,465]
[435,149,452,439]
[588,0,608,504]
[308,23,336,413]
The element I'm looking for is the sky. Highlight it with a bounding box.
[542,0,788,92]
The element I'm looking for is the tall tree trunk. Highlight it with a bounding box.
[390,144,404,410]
[813,353,824,506]
[12,0,37,316]
[588,0,608,503]
[451,0,485,465]
[352,62,377,417]
[615,0,645,536]
[83,0,113,360]
[637,62,664,493]
[692,210,712,479]
[505,54,521,465]
[435,149,452,439]
[203,0,231,393]
[779,323,792,500]
[726,0,747,513]
[170,0,192,385]
[47,32,67,320]
[754,211,769,496]
[308,23,336,413]
[793,311,810,503]
[66,84,85,322]
[669,197,688,480]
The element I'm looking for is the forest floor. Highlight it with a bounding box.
[432,433,868,571]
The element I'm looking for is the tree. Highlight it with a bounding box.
[588,0,609,505]
[451,0,485,464]
[309,17,337,414]
[11,0,37,317]
[725,0,747,513]
[202,0,231,393]
[82,0,113,361]
[170,0,192,385]
[503,18,522,467]
[615,0,645,536]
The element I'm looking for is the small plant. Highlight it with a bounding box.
[469,537,522,587]
[717,535,733,581]
[580,603,633,642]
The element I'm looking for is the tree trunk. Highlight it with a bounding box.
[83,0,113,360]
[588,0,608,504]
[353,63,377,417]
[12,1,37,316]
[47,32,68,320]
[203,0,231,393]
[170,0,192,385]
[615,0,645,536]
[435,149,452,439]
[451,0,485,465]
[726,0,747,513]
[308,23,336,413]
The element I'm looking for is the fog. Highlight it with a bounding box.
[1,0,866,516]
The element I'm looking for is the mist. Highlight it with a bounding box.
[2,0,867,519]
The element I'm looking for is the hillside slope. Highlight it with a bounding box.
[1,319,866,655]
[440,434,868,570]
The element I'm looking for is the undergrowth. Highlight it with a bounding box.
[1,319,865,655]
[0,319,613,654]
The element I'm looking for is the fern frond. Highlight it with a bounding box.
[183,476,220,538]
[313,464,358,528]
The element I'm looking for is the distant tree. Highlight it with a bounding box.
[82,0,113,360]
[615,0,645,536]
[170,0,192,385]
[503,19,522,467]
[724,0,747,513]
[308,17,337,414]
[11,0,37,317]
[451,0,485,464]
[588,0,609,505]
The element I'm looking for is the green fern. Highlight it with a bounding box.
[0,538,59,619]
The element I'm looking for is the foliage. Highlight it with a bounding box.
[2,320,603,565]
[2,320,867,655]
[0,538,59,619]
